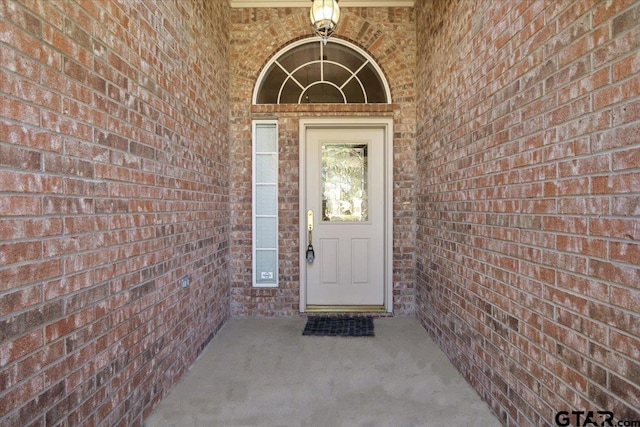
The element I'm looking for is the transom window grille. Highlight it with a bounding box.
[254,39,390,104]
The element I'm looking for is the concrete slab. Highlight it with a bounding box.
[145,317,502,427]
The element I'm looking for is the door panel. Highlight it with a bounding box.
[320,238,338,284]
[306,127,385,306]
[351,239,369,284]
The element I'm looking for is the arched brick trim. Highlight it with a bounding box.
[231,8,414,105]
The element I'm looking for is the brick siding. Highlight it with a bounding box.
[416,0,640,425]
[0,0,230,425]
[229,6,417,316]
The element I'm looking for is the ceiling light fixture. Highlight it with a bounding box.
[310,0,340,45]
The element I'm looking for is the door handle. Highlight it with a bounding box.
[306,210,315,263]
[307,209,314,232]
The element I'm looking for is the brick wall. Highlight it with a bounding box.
[0,0,230,426]
[229,6,417,316]
[416,0,640,425]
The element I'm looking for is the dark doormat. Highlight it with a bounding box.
[302,316,374,337]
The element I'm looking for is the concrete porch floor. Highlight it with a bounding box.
[145,317,502,427]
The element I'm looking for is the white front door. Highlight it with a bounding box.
[304,125,386,307]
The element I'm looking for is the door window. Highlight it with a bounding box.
[321,143,368,222]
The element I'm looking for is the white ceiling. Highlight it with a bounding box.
[230,0,415,7]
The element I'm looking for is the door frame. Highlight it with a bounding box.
[299,117,393,313]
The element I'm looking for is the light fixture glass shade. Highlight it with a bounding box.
[310,0,340,44]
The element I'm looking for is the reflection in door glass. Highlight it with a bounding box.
[322,144,368,222]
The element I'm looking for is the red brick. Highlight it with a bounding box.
[588,303,640,339]
[613,97,640,126]
[610,373,640,408]
[0,241,42,266]
[558,25,609,68]
[559,153,610,177]
[42,24,81,65]
[592,171,640,195]
[610,329,640,360]
[543,177,589,197]
[556,235,608,258]
[590,218,640,240]
[44,308,95,343]
[590,260,639,290]
[612,48,640,82]
[545,56,592,93]
[40,111,93,140]
[557,269,610,301]
[542,216,588,234]
[0,170,63,194]
[0,19,43,62]
[594,75,640,110]
[0,284,42,317]
[557,67,610,105]
[593,0,637,26]
[546,287,589,315]
[0,95,40,125]
[0,121,63,153]
[548,95,591,127]
[0,373,45,417]
[0,145,41,170]
[43,197,94,215]
[612,146,640,171]
[610,241,640,264]
[593,25,640,68]
[0,44,38,81]
[0,72,62,112]
[0,329,43,366]
[613,196,640,216]
[40,68,93,105]
[43,153,94,178]
[0,259,62,292]
[556,110,611,141]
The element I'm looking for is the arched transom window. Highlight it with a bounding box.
[254,38,391,104]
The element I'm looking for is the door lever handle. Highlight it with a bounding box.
[306,210,315,263]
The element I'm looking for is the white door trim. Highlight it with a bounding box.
[299,117,393,313]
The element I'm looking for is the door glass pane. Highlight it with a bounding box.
[321,144,368,222]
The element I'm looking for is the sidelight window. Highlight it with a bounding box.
[252,121,278,287]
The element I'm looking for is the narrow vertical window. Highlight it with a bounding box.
[253,121,278,287]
